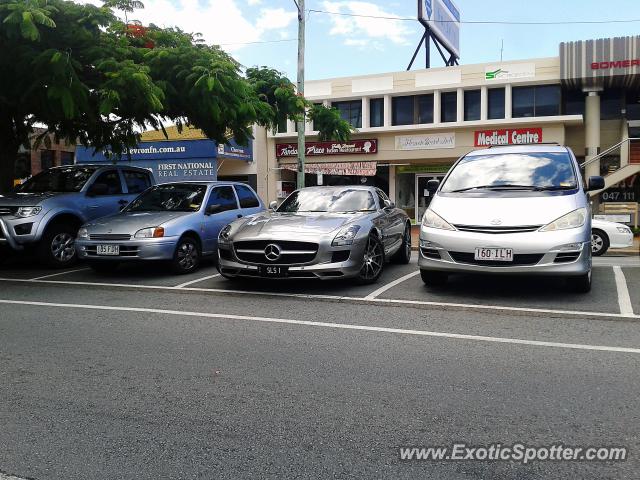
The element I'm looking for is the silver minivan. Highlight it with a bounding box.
[418,145,605,293]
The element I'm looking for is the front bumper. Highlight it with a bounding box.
[76,237,179,261]
[418,226,591,276]
[0,215,43,250]
[609,231,634,249]
[217,237,367,280]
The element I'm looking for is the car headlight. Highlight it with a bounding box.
[422,209,456,231]
[617,226,631,233]
[16,206,42,218]
[134,226,164,238]
[332,225,361,246]
[77,227,89,239]
[539,208,587,232]
[218,224,233,245]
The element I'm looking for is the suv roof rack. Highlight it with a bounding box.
[486,142,561,148]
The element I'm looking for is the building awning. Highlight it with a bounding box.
[282,161,377,176]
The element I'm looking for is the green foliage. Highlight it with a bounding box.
[307,104,355,141]
[0,0,353,189]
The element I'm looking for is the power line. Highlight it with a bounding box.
[308,9,640,25]
[218,38,296,46]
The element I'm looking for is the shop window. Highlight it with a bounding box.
[333,100,362,128]
[601,89,624,120]
[392,96,414,126]
[60,151,74,166]
[488,88,505,119]
[440,91,457,123]
[464,90,481,121]
[512,85,561,118]
[40,150,55,170]
[417,94,434,124]
[370,98,384,127]
[563,90,585,116]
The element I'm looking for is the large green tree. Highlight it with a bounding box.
[0,0,352,191]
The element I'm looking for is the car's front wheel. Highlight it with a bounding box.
[420,269,448,287]
[567,270,592,293]
[591,229,609,256]
[171,236,200,274]
[37,222,78,268]
[356,234,384,284]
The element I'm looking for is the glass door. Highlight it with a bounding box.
[415,174,443,223]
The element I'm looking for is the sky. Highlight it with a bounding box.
[82,0,640,81]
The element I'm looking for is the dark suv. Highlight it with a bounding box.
[0,164,155,267]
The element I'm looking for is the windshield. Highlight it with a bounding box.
[126,184,206,212]
[440,152,578,193]
[277,189,376,213]
[18,167,99,193]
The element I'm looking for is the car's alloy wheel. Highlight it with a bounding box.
[51,232,75,263]
[392,225,412,264]
[37,223,78,268]
[172,237,200,274]
[591,230,609,256]
[357,235,384,284]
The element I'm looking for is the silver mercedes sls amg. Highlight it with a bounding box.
[217,186,412,284]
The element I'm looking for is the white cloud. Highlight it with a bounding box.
[247,0,262,5]
[321,1,411,47]
[78,0,296,51]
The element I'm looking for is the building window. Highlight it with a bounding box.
[440,91,457,123]
[488,88,505,119]
[277,117,287,134]
[40,150,55,170]
[601,89,624,120]
[392,96,414,126]
[332,100,362,128]
[464,90,481,121]
[417,94,434,124]
[512,84,561,118]
[60,151,74,166]
[312,103,323,131]
[370,98,384,127]
[563,90,585,116]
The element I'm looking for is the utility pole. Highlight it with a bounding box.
[294,0,305,189]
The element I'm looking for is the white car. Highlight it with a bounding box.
[591,219,634,256]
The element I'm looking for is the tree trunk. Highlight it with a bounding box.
[0,142,19,193]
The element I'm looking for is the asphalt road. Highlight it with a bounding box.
[0,255,639,479]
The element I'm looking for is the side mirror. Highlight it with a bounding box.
[383,199,396,209]
[586,176,605,192]
[269,200,278,210]
[426,179,440,193]
[206,204,222,215]
[87,183,108,197]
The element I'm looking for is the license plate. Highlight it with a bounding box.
[259,265,288,277]
[96,244,120,256]
[474,248,513,262]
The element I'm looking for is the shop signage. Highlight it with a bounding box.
[418,0,460,58]
[485,63,535,81]
[216,140,253,161]
[474,128,543,147]
[591,59,640,70]
[396,165,451,174]
[281,161,377,176]
[276,139,378,157]
[395,133,455,151]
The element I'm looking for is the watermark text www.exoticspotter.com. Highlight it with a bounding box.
[399,443,627,464]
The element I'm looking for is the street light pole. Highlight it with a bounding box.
[295,0,305,189]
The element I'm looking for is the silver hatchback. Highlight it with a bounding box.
[418,145,605,293]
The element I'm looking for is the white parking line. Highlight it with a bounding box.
[613,266,634,316]
[364,271,420,299]
[175,273,221,288]
[1,298,639,354]
[0,276,638,320]
[30,267,89,280]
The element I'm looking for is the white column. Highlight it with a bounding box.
[388,165,396,203]
[480,86,488,121]
[433,90,441,124]
[361,97,370,129]
[287,119,296,134]
[505,84,512,120]
[456,88,464,123]
[584,90,601,178]
[383,94,392,127]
